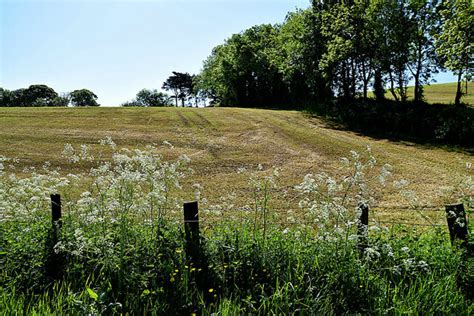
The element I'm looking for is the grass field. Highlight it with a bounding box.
[0,106,472,226]
[374,81,474,104]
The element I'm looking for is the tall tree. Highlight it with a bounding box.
[319,2,355,100]
[382,1,412,102]
[200,24,289,107]
[406,0,441,103]
[162,72,193,106]
[435,0,473,105]
[275,8,329,103]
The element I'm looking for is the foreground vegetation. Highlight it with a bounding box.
[0,141,472,314]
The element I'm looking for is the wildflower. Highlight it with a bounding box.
[418,260,429,272]
[99,136,116,149]
[237,167,247,174]
[163,140,174,148]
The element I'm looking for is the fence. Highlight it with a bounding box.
[45,194,471,280]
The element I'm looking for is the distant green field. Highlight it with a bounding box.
[371,81,473,104]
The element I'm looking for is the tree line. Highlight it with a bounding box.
[0,85,99,107]
[197,0,472,107]
[122,72,205,107]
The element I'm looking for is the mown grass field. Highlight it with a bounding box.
[0,105,472,226]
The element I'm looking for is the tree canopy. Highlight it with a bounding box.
[70,89,100,107]
[0,84,64,107]
[162,72,194,107]
[198,0,473,107]
[122,89,171,107]
[435,0,473,105]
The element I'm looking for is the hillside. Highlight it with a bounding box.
[0,107,472,225]
[372,82,473,104]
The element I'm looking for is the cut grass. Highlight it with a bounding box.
[0,106,472,227]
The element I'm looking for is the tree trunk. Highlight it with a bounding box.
[413,42,423,103]
[388,71,399,102]
[374,69,385,101]
[414,74,420,103]
[398,68,407,102]
[455,71,463,106]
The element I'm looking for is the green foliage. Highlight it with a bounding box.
[162,72,194,107]
[122,89,171,107]
[200,24,292,107]
[435,0,474,105]
[198,1,471,107]
[0,85,63,107]
[70,89,100,107]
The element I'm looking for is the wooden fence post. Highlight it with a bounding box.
[51,194,62,235]
[445,203,469,247]
[47,194,63,279]
[358,203,369,255]
[183,201,200,265]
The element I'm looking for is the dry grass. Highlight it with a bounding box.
[1,106,472,227]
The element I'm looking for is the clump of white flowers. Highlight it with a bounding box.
[296,146,392,234]
[1,138,191,260]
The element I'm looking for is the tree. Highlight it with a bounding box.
[162,72,193,106]
[381,1,412,102]
[10,88,28,106]
[435,0,473,105]
[70,89,99,106]
[121,100,142,107]
[22,84,58,106]
[0,88,12,107]
[136,89,171,107]
[200,24,290,107]
[406,0,441,103]
[51,93,71,107]
[275,8,330,103]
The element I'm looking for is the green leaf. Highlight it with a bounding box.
[86,287,98,301]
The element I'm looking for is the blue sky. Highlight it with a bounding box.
[1,0,456,106]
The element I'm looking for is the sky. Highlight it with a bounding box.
[1,0,456,106]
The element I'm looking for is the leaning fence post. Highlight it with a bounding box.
[358,203,369,255]
[183,201,201,265]
[47,194,63,279]
[445,203,469,247]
